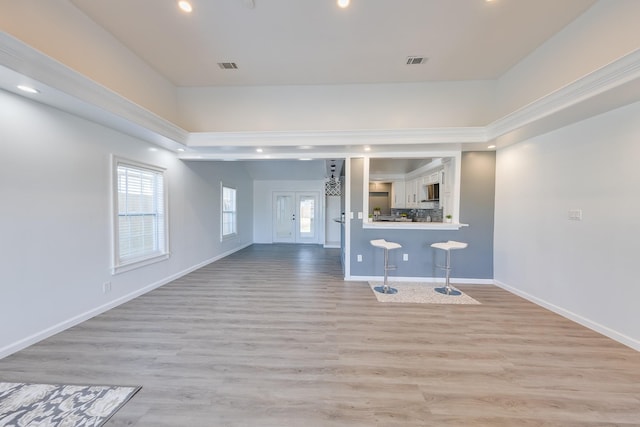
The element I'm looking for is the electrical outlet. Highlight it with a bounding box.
[357,254,362,262]
[102,282,112,293]
[403,253,409,261]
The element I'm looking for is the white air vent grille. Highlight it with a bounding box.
[406,56,427,65]
[217,62,238,70]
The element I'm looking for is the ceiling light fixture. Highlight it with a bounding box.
[256,148,263,153]
[337,0,350,9]
[364,146,371,152]
[176,148,186,152]
[17,85,39,94]
[327,160,339,189]
[488,145,496,149]
[178,1,193,13]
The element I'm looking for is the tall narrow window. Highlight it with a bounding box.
[222,185,237,239]
[113,158,168,273]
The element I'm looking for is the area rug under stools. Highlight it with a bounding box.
[368,282,481,304]
[0,382,141,427]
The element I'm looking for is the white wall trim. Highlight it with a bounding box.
[494,280,640,352]
[0,33,188,152]
[0,243,251,360]
[345,275,494,285]
[489,48,640,140]
[3,32,640,158]
[187,127,486,148]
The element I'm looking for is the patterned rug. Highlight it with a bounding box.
[0,382,141,427]
[368,282,481,304]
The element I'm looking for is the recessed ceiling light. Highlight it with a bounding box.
[149,147,158,152]
[337,0,350,8]
[488,145,496,149]
[176,148,186,152]
[17,85,39,94]
[364,146,371,152]
[178,1,193,13]
[256,148,263,153]
[298,158,312,161]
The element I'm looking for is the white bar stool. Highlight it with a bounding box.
[431,240,468,296]
[370,239,402,294]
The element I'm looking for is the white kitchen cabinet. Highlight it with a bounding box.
[405,179,418,208]
[391,180,405,208]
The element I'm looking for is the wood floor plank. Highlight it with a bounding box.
[1,244,640,426]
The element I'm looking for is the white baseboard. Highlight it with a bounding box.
[345,275,494,285]
[494,280,640,352]
[0,243,252,360]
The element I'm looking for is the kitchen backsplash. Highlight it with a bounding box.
[391,208,444,222]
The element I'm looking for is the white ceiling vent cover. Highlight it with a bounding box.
[406,56,428,65]
[217,62,238,70]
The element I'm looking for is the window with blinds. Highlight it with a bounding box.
[221,185,237,239]
[113,158,168,273]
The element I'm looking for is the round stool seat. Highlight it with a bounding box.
[370,239,402,251]
[431,240,468,251]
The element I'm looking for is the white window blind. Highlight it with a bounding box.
[114,159,167,271]
[222,185,237,238]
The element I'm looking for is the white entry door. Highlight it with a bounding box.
[273,192,319,243]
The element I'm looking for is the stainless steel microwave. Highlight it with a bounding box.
[426,183,439,201]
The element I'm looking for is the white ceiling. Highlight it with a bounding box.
[7,0,639,181]
[69,0,596,86]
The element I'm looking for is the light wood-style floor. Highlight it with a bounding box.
[2,244,640,426]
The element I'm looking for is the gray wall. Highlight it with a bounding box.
[349,152,495,280]
[0,89,254,357]
[494,100,640,349]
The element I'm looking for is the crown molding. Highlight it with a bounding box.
[488,47,640,140]
[187,127,486,148]
[2,31,639,156]
[0,32,188,150]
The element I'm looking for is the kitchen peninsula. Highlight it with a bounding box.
[364,219,467,230]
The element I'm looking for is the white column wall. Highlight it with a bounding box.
[494,100,640,350]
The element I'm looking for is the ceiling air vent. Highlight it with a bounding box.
[217,62,238,70]
[406,56,427,65]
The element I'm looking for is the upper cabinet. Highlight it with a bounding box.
[391,180,405,208]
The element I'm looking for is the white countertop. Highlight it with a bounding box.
[362,220,468,230]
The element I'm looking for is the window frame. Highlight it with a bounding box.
[112,156,169,274]
[221,183,237,241]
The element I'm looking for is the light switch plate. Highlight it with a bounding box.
[568,209,583,221]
